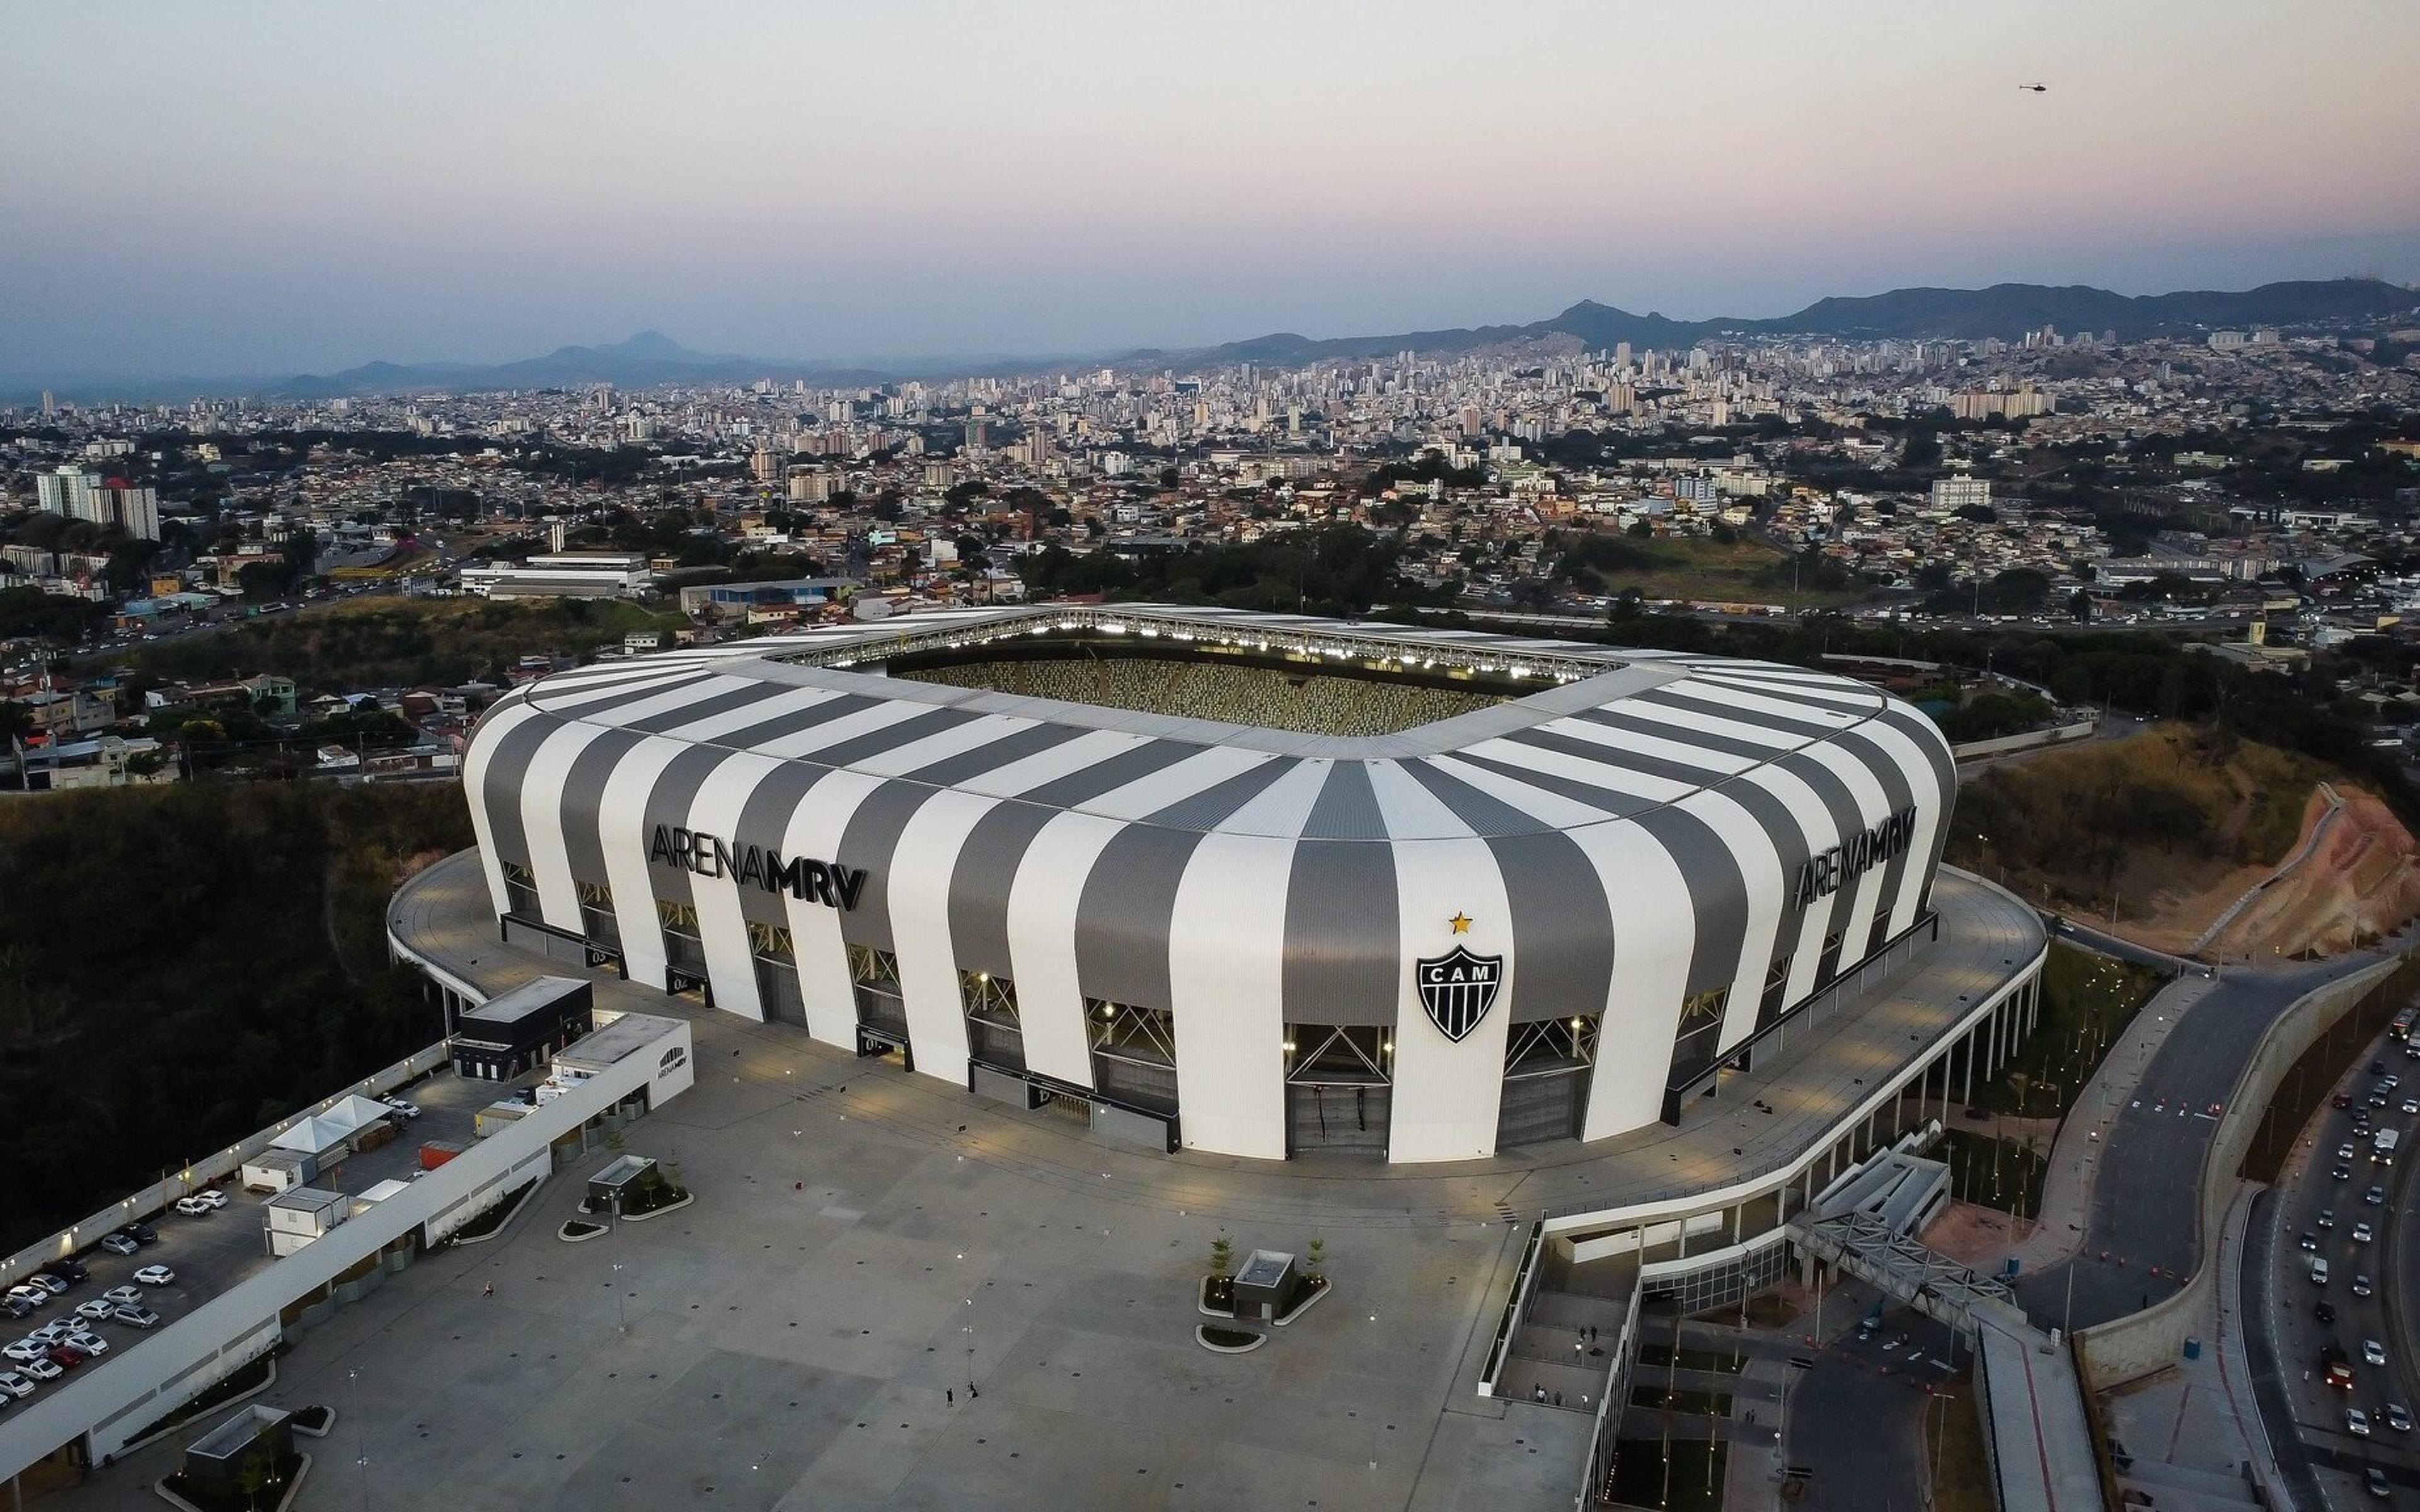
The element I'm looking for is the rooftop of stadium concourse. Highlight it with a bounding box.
[391,850,2043,1225]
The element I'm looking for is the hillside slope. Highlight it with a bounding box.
[1948,725,2420,959]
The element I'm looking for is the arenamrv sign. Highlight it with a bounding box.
[648,824,868,911]
[1794,806,1919,908]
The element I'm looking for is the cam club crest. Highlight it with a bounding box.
[1417,944,1503,1043]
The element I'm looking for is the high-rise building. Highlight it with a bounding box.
[35,465,99,521]
[1930,473,1991,512]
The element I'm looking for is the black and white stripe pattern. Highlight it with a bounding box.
[462,605,1955,1162]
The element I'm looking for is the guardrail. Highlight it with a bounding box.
[1574,1286,1644,1509]
[1476,1217,1546,1398]
[1950,718,2099,762]
[0,1041,452,1294]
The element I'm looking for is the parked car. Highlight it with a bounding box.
[384,1099,422,1121]
[72,1300,114,1322]
[191,1189,228,1210]
[28,1322,75,1345]
[62,1328,106,1356]
[52,1260,87,1284]
[131,1266,176,1288]
[98,1234,139,1257]
[174,1196,214,1217]
[101,1285,143,1307]
[110,1305,159,1330]
[27,1275,67,1297]
[43,1344,86,1370]
[16,1356,60,1382]
[1,1340,50,1365]
[0,1370,32,1399]
[125,1221,158,1245]
[0,1298,33,1322]
[4,1286,48,1312]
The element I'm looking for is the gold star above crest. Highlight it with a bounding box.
[1448,912,1472,935]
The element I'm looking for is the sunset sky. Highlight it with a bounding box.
[8,0,2417,381]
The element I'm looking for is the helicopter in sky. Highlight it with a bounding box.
[2018,83,2048,93]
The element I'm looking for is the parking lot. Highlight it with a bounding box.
[0,1055,521,1429]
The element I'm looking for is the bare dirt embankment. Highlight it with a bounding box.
[1949,724,2420,961]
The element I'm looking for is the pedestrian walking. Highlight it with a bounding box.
[483,1281,494,1298]
[947,1389,954,1405]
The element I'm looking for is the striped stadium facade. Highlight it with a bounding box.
[460,604,1956,1164]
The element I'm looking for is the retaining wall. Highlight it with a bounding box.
[2077,954,2408,1387]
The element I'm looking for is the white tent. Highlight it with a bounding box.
[270,1094,395,1159]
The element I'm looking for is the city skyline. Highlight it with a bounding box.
[6,0,2418,383]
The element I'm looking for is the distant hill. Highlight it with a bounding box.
[273,330,892,400]
[13,277,2414,406]
[1203,278,2420,364]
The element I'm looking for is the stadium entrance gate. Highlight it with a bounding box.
[1285,1024,1392,1157]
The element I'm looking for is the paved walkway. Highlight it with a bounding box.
[2097,1185,2283,1511]
[2003,971,2215,1281]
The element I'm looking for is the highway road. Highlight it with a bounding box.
[2249,1029,2420,1506]
[2014,952,2392,1334]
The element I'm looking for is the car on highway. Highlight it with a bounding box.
[2354,1222,2375,1243]
[132,1266,175,1288]
[2302,1230,2320,1251]
[2366,1184,2387,1205]
[2366,1339,2388,1366]
[2318,1301,2339,1324]
[2403,1098,2419,1115]
[2339,1142,2360,1160]
[2336,1092,2355,1109]
[2336,1164,2354,1181]
[2371,1058,2388,1075]
[98,1234,138,1256]
[2356,1274,2375,1297]
[2368,1466,2393,1498]
[2388,1403,2414,1433]
[2314,1257,2332,1285]
[2370,1091,2390,1108]
[2348,1406,2373,1436]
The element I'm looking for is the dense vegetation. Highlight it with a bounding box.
[1016,524,1453,614]
[122,597,681,690]
[0,782,471,1252]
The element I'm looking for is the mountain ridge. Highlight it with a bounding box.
[13,278,2414,406]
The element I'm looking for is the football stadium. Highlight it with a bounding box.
[460,604,1965,1165]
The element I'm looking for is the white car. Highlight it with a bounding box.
[72,1300,114,1322]
[384,1099,422,1121]
[132,1266,176,1288]
[2349,1406,2374,1436]
[191,1189,228,1210]
[4,1286,48,1310]
[2354,1222,2375,1244]
[62,1329,106,1357]
[1,1340,49,1365]
[0,1370,32,1399]
[98,1234,138,1257]
[2366,1339,2389,1366]
[16,1356,60,1382]
[174,1196,214,1217]
[101,1286,143,1307]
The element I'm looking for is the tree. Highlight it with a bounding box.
[1209,1232,1234,1280]
[1305,1236,1327,1283]
[234,1445,279,1509]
